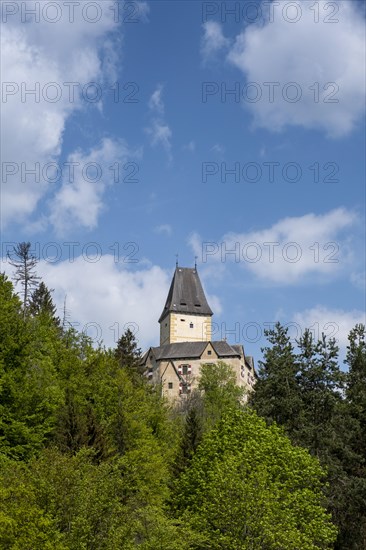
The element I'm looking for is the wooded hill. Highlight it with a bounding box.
[0,245,365,548]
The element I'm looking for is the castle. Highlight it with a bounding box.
[141,265,256,399]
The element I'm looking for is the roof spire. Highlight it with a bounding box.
[175,253,179,268]
[194,255,198,270]
[158,266,213,323]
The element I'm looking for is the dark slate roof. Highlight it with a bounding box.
[150,340,242,361]
[211,341,241,357]
[152,341,207,360]
[159,267,213,322]
[232,344,244,356]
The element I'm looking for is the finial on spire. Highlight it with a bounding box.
[194,255,198,270]
[175,253,179,267]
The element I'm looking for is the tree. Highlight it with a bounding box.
[345,324,366,455]
[0,456,66,549]
[249,322,365,549]
[173,362,245,477]
[339,324,366,549]
[0,273,64,460]
[8,242,40,319]
[249,323,302,437]
[198,360,245,430]
[174,408,337,549]
[297,329,344,457]
[29,282,59,324]
[115,327,143,377]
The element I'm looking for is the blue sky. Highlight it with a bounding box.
[1,0,365,362]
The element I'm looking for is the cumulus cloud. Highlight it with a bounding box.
[1,0,120,227]
[49,138,140,235]
[1,253,170,349]
[227,0,365,137]
[293,306,366,350]
[2,253,222,349]
[190,208,359,284]
[201,21,230,63]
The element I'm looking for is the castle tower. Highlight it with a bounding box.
[158,266,213,345]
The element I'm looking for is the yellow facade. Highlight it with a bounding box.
[160,312,212,345]
[145,341,256,401]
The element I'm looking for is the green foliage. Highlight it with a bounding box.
[251,322,366,549]
[0,274,63,459]
[175,408,337,549]
[199,360,245,428]
[250,322,302,435]
[115,327,143,378]
[1,260,364,548]
[345,324,366,455]
[29,282,60,326]
[0,456,66,549]
[339,324,366,549]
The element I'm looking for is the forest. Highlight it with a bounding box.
[0,243,365,549]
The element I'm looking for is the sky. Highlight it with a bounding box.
[1,0,365,363]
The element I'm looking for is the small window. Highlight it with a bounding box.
[180,302,187,306]
[181,318,185,322]
[182,365,189,375]
[189,322,194,328]
[168,382,173,389]
[207,350,212,355]
[165,323,167,327]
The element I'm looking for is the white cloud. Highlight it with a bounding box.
[154,224,172,236]
[2,254,222,350]
[201,21,230,63]
[146,85,172,157]
[191,208,359,284]
[146,121,172,152]
[1,0,120,227]
[227,0,365,137]
[16,255,171,349]
[293,306,366,350]
[148,84,165,114]
[49,138,140,235]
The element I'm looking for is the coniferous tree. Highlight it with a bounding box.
[339,324,366,549]
[297,330,344,457]
[29,282,60,325]
[345,324,366,456]
[249,323,302,437]
[7,242,40,319]
[115,327,143,376]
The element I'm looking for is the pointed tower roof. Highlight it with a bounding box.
[159,267,213,323]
